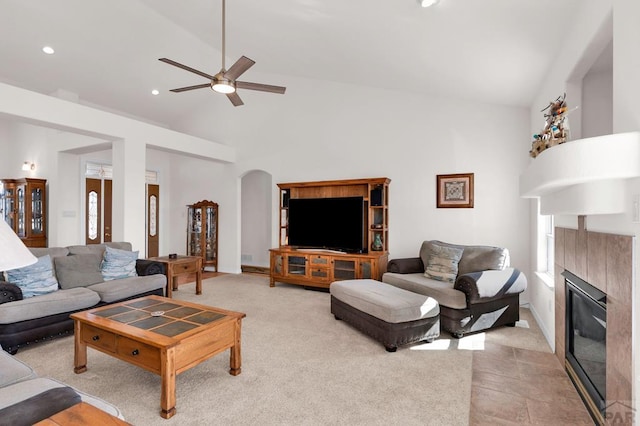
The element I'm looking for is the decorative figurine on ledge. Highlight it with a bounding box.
[530,93,578,158]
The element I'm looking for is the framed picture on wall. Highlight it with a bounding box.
[436,173,474,208]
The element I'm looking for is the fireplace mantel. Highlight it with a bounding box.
[519,132,640,215]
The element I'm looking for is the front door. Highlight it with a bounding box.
[147,184,159,257]
[85,178,112,244]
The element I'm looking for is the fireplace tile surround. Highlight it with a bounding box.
[554,225,633,421]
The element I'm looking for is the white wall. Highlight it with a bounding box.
[582,50,613,138]
[527,0,613,348]
[175,75,532,299]
[531,0,640,410]
[0,117,240,271]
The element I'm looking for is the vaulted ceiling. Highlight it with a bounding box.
[0,0,585,129]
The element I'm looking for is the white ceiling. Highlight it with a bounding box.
[0,0,586,129]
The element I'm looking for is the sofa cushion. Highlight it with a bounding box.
[424,243,463,283]
[100,246,138,281]
[28,247,69,260]
[458,245,509,275]
[0,377,122,419]
[419,240,509,276]
[87,274,166,303]
[382,272,467,310]
[66,242,133,257]
[0,283,22,304]
[5,255,59,298]
[54,254,104,289]
[0,345,37,387]
[0,288,100,324]
[0,385,81,425]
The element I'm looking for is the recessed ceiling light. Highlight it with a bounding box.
[418,0,439,7]
[151,89,160,96]
[42,46,55,55]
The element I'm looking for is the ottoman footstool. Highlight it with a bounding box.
[330,279,440,352]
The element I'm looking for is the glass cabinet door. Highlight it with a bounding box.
[1,187,15,230]
[187,207,202,256]
[31,186,44,235]
[204,206,217,263]
[16,185,25,237]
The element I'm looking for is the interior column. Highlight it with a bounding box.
[111,138,146,255]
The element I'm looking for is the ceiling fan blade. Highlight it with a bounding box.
[227,92,244,106]
[169,83,211,93]
[159,58,216,80]
[224,56,255,81]
[236,81,286,94]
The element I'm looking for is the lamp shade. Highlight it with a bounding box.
[0,219,37,271]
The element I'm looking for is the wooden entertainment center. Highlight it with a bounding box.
[270,177,389,289]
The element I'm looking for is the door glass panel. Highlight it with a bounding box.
[88,191,99,241]
[149,195,157,237]
[31,187,43,235]
[16,187,25,236]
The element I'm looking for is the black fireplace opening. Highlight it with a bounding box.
[563,270,606,422]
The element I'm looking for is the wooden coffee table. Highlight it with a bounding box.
[34,402,130,425]
[71,295,245,419]
[146,255,203,298]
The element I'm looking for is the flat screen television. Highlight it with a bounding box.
[287,196,365,253]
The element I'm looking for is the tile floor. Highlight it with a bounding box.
[469,341,594,425]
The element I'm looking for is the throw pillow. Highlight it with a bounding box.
[54,254,104,289]
[0,282,23,304]
[424,244,464,283]
[5,255,59,298]
[101,246,139,281]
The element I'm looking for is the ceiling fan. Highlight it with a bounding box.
[159,0,286,107]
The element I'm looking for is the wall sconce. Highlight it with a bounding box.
[22,161,35,171]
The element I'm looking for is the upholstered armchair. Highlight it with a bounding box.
[382,240,527,338]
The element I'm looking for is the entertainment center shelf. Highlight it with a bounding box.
[270,177,390,289]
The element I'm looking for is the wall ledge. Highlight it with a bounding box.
[519,132,640,214]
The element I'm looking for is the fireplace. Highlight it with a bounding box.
[563,270,606,424]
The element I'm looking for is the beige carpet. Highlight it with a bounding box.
[14,274,547,425]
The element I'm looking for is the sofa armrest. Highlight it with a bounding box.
[135,259,166,276]
[387,257,424,274]
[0,283,23,305]
[454,268,527,304]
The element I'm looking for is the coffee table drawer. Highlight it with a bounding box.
[81,324,116,352]
[117,336,161,373]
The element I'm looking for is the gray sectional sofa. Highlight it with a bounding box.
[382,240,527,338]
[0,343,124,424]
[0,242,166,354]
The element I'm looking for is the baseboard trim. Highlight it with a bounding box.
[528,302,555,352]
[241,265,269,275]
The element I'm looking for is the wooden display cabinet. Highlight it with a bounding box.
[186,200,218,271]
[270,177,390,289]
[0,178,47,247]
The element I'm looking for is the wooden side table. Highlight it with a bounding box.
[146,255,203,298]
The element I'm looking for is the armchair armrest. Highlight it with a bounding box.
[135,259,166,276]
[454,268,527,304]
[387,257,424,274]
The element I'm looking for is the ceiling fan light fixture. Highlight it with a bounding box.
[212,82,236,94]
[418,0,439,7]
[211,74,236,94]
